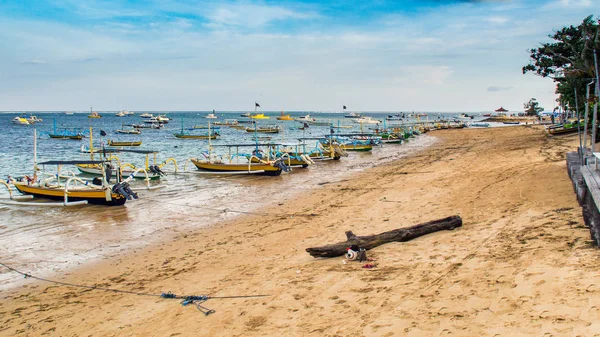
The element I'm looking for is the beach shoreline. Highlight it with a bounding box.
[1,125,598,337]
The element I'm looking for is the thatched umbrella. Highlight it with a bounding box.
[495,107,508,112]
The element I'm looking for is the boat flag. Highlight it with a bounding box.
[255,102,260,107]
[343,105,347,110]
[100,130,107,136]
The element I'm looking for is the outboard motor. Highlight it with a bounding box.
[273,159,291,172]
[105,164,113,184]
[112,181,138,200]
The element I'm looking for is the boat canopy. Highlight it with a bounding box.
[38,160,107,165]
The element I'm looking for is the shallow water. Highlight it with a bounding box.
[0,111,442,291]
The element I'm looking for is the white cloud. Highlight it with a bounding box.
[484,16,509,24]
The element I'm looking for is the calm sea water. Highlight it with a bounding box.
[0,111,452,291]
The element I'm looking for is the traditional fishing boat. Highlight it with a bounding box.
[213,119,239,126]
[107,140,142,147]
[131,123,162,129]
[470,122,490,128]
[3,130,133,206]
[306,120,331,126]
[10,160,130,206]
[76,129,174,181]
[245,125,281,133]
[115,124,141,134]
[503,121,520,125]
[174,120,220,139]
[187,144,288,176]
[48,120,85,140]
[88,109,102,118]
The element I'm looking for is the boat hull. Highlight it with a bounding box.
[191,159,282,176]
[49,134,83,140]
[13,183,126,206]
[107,141,142,146]
[174,134,218,139]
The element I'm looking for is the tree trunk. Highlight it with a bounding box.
[306,215,462,258]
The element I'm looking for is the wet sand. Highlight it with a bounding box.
[1,125,597,337]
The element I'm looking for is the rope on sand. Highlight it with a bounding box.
[0,261,269,315]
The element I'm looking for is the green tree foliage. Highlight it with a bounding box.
[524,98,544,116]
[523,15,599,111]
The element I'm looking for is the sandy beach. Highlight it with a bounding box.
[1,125,597,336]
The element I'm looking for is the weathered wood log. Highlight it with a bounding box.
[306,215,462,258]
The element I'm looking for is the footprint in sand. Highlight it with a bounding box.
[439,328,452,336]
[586,284,597,293]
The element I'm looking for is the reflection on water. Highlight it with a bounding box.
[0,111,438,291]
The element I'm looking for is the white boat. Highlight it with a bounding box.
[352,116,381,124]
[140,113,154,118]
[205,113,218,119]
[65,111,74,115]
[116,110,128,117]
[144,117,165,124]
[156,115,170,123]
[27,116,42,124]
[344,112,361,118]
[12,117,30,125]
[295,114,315,122]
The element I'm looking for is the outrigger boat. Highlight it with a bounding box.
[107,140,142,147]
[48,120,85,140]
[174,120,220,139]
[76,129,175,181]
[213,119,239,126]
[186,144,289,176]
[245,125,281,133]
[1,130,134,207]
[115,124,141,134]
[184,125,290,176]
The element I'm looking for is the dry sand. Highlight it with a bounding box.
[1,125,598,337]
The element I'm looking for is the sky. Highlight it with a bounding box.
[0,0,597,112]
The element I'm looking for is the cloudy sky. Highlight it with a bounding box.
[0,0,596,112]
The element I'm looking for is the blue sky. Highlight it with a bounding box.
[0,0,597,112]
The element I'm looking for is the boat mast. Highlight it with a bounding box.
[33,128,37,173]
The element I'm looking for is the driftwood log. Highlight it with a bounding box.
[306,215,462,258]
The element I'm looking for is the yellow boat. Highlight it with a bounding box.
[190,158,282,176]
[107,140,142,147]
[250,113,270,119]
[13,181,126,206]
[88,111,102,118]
[276,112,293,121]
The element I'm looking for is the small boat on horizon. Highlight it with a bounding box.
[140,113,154,118]
[12,117,30,125]
[276,112,294,121]
[344,112,362,118]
